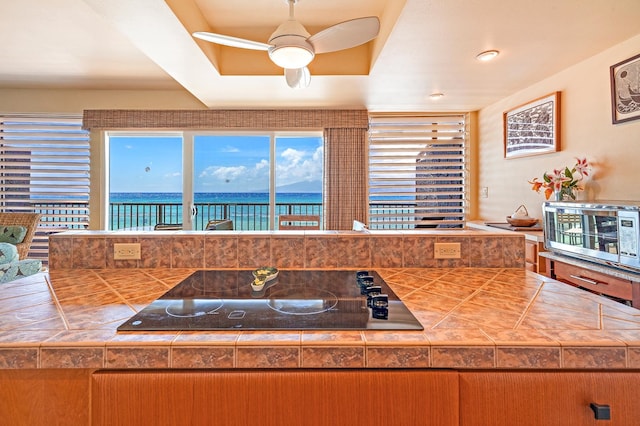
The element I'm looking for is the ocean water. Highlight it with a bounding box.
[109,192,322,230]
[110,192,321,204]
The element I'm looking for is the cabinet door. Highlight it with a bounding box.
[0,369,91,426]
[460,371,640,426]
[92,369,459,426]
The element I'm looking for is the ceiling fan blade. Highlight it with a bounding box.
[193,31,270,51]
[308,16,380,54]
[285,67,311,89]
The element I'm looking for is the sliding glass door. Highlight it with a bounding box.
[274,135,323,225]
[108,133,183,230]
[193,134,271,230]
[107,131,323,230]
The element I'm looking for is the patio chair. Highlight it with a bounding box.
[205,219,233,230]
[279,214,321,230]
[154,223,183,230]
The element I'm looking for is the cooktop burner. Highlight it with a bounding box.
[117,270,423,331]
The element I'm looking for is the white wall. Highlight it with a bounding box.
[0,88,205,113]
[477,34,640,221]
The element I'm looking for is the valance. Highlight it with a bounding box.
[82,109,369,130]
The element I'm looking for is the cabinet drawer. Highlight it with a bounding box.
[460,371,640,426]
[92,370,459,426]
[554,261,633,301]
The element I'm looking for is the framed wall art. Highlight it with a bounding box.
[503,92,561,159]
[610,52,640,124]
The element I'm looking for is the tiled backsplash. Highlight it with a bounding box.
[48,230,525,270]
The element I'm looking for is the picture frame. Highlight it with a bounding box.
[503,92,561,159]
[610,52,640,124]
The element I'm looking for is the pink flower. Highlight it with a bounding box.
[548,168,572,191]
[574,157,590,178]
[530,158,593,200]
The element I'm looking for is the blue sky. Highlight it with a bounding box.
[109,135,323,193]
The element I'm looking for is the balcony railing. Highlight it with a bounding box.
[25,201,459,232]
[108,201,462,230]
[109,202,323,230]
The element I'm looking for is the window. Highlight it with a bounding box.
[107,131,323,230]
[108,133,183,230]
[0,113,90,261]
[368,114,467,229]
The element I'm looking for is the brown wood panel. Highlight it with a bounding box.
[525,240,546,274]
[460,371,640,426]
[524,241,537,264]
[92,369,459,426]
[0,369,92,426]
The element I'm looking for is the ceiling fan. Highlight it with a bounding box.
[193,0,380,89]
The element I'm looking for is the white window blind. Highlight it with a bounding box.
[368,114,467,229]
[0,113,90,260]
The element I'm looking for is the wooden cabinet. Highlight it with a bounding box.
[459,371,640,426]
[92,369,460,426]
[525,240,546,274]
[4,368,640,425]
[546,257,639,307]
[0,369,92,426]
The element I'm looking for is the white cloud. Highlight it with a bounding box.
[281,148,305,165]
[195,142,323,191]
[213,166,246,180]
[277,145,323,185]
[199,165,249,181]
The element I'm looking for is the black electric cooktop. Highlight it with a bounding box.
[117,270,423,331]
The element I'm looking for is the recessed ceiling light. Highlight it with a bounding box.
[476,50,500,62]
[429,92,444,100]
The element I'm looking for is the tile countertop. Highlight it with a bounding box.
[466,220,544,242]
[1,268,639,370]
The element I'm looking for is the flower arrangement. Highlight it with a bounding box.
[528,157,590,200]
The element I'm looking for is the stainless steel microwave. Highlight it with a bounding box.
[543,200,640,273]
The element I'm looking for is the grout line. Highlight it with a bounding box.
[599,303,604,330]
[44,272,71,331]
[513,279,546,329]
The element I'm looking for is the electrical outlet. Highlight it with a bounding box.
[480,187,489,198]
[434,242,461,259]
[114,243,141,260]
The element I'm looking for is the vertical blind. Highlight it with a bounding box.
[0,113,90,260]
[368,114,467,229]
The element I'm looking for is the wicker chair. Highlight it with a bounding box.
[0,212,41,259]
[278,214,321,230]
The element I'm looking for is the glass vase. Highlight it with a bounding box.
[555,187,576,201]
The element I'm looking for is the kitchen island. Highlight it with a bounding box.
[1,230,638,424]
[2,267,640,371]
[1,266,640,425]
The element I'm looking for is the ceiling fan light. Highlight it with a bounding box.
[285,67,311,89]
[269,44,314,69]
